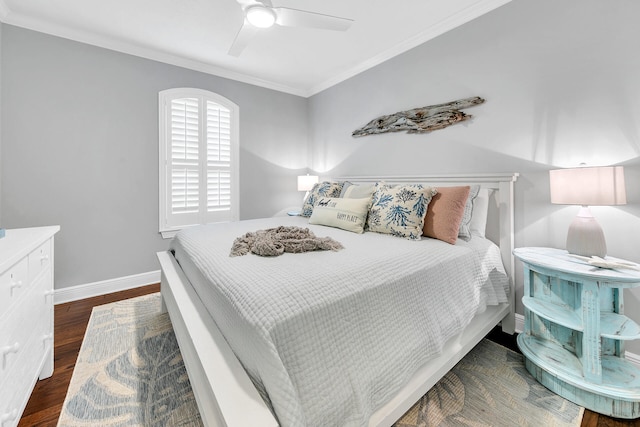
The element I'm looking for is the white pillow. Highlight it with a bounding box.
[458,185,480,241]
[469,188,492,237]
[309,197,371,233]
[340,182,376,199]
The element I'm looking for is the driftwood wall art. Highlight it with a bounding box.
[352,96,485,137]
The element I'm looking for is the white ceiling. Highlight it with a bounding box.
[0,0,511,97]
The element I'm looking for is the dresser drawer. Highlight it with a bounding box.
[0,318,51,427]
[0,258,28,315]
[28,240,52,284]
[0,271,51,381]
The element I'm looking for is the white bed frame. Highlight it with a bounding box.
[157,173,519,427]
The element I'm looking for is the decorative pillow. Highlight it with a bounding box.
[339,181,353,197]
[301,181,345,217]
[340,182,376,200]
[469,188,492,237]
[458,185,480,241]
[309,197,371,233]
[367,182,437,240]
[423,186,470,244]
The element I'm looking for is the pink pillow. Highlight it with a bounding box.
[423,186,470,244]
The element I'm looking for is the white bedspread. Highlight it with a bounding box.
[170,216,509,427]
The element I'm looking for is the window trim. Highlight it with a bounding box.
[159,88,239,239]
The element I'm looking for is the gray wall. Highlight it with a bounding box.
[1,25,308,289]
[308,0,640,351]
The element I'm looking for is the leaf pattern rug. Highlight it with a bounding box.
[58,293,201,427]
[395,338,584,427]
[58,294,583,427]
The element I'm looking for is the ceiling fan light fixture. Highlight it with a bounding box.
[246,5,277,28]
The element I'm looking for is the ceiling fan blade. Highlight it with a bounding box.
[235,0,267,8]
[274,7,353,31]
[228,22,259,56]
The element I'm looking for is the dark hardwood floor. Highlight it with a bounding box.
[18,284,639,427]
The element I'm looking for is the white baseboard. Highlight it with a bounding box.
[513,313,640,368]
[54,270,161,305]
[515,313,524,334]
[625,350,640,367]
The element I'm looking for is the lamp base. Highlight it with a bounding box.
[566,207,607,258]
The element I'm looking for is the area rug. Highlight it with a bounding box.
[395,340,584,427]
[58,293,584,427]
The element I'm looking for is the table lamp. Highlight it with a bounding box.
[549,165,626,258]
[297,174,318,201]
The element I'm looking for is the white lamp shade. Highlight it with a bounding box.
[549,166,626,206]
[550,165,626,258]
[297,175,319,192]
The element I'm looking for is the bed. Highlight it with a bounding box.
[157,173,519,427]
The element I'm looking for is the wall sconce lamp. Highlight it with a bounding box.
[549,165,626,258]
[297,174,319,202]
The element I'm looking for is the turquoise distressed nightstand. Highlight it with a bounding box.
[514,247,640,419]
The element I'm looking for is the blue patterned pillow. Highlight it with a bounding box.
[367,182,437,240]
[301,181,345,217]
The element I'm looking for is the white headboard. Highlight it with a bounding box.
[335,173,519,333]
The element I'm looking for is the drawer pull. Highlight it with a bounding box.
[40,254,50,264]
[1,342,20,369]
[0,409,18,425]
[10,280,23,291]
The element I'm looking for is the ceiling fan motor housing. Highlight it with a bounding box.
[246,5,277,28]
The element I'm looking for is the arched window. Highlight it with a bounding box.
[159,88,239,238]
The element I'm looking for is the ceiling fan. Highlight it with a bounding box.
[228,0,354,56]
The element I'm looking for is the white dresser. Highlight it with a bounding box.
[0,226,60,427]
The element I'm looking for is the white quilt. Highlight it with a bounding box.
[170,216,509,427]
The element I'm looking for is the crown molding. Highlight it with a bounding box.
[307,0,512,97]
[2,12,308,97]
[0,0,10,22]
[1,0,511,98]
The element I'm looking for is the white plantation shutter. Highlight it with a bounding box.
[159,89,239,236]
[171,98,199,216]
[206,102,231,212]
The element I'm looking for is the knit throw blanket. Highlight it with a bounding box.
[230,226,344,257]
